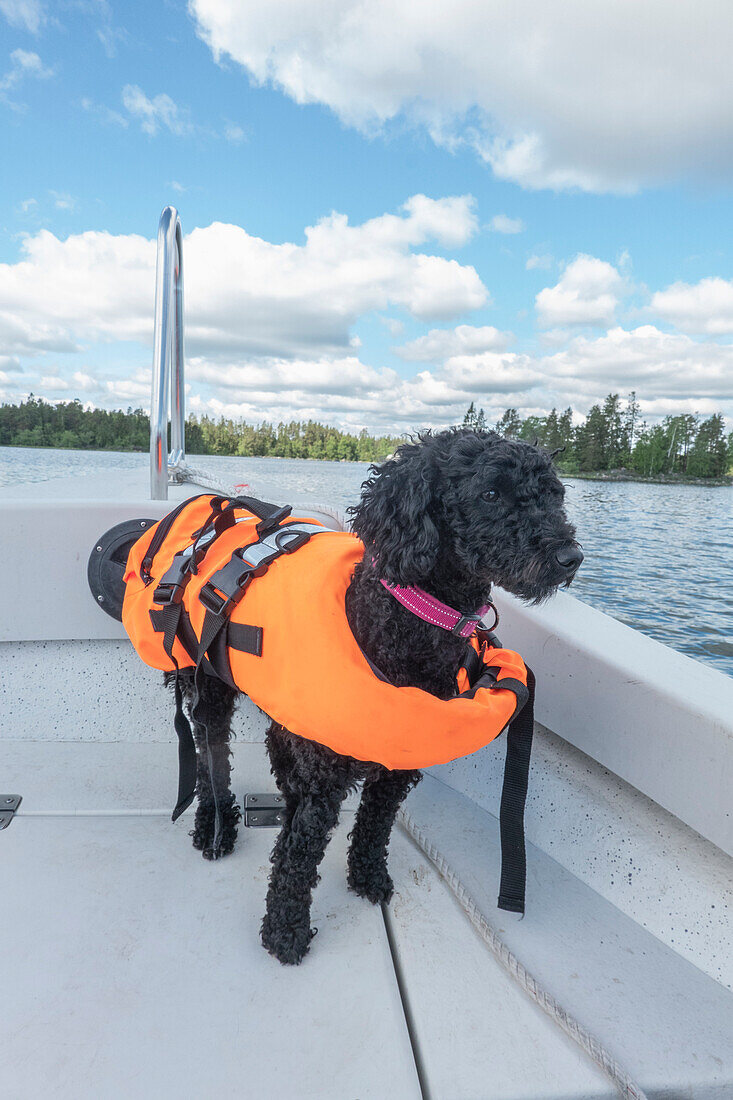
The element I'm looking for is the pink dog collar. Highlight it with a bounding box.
[379,579,493,638]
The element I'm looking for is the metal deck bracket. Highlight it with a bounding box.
[0,794,22,830]
[244,793,284,828]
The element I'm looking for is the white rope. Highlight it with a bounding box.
[178,464,246,498]
[179,466,347,530]
[398,807,650,1100]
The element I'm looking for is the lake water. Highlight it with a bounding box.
[1,446,732,677]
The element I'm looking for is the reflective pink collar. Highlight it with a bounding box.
[379,579,491,638]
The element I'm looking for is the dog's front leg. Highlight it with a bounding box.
[261,734,350,965]
[347,768,421,903]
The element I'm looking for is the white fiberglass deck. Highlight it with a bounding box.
[2,464,733,1099]
[3,739,621,1100]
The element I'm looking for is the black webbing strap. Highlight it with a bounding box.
[185,606,234,843]
[142,492,288,583]
[145,493,290,820]
[497,666,536,914]
[155,599,199,822]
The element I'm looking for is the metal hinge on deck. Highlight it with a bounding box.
[244,793,284,827]
[0,795,22,830]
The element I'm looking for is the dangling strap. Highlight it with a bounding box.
[175,521,328,828]
[145,493,294,821]
[497,666,536,914]
[155,597,198,821]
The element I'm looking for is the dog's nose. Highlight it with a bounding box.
[556,544,584,572]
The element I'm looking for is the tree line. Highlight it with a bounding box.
[1,393,731,477]
[0,396,402,463]
[463,393,733,478]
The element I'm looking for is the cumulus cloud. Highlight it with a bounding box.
[187,355,398,396]
[540,325,733,405]
[189,0,733,193]
[536,255,626,327]
[0,0,44,33]
[396,324,510,361]
[0,195,485,363]
[488,214,524,235]
[4,199,733,431]
[185,348,544,432]
[649,277,733,335]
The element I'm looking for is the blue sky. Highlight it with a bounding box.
[1,0,733,432]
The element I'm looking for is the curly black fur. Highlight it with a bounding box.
[170,428,581,965]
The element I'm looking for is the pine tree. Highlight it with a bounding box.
[575,405,606,470]
[496,408,522,438]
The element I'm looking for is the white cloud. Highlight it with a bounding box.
[649,277,733,335]
[5,201,733,431]
[381,317,404,337]
[81,96,129,128]
[0,0,44,34]
[488,214,524,235]
[396,324,510,361]
[0,48,53,104]
[11,319,733,433]
[526,254,553,271]
[536,255,626,327]
[49,190,75,211]
[540,325,733,404]
[121,85,194,136]
[224,121,245,143]
[0,196,485,364]
[188,355,398,397]
[189,0,733,193]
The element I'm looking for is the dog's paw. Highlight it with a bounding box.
[347,860,394,905]
[261,912,317,965]
[190,796,241,860]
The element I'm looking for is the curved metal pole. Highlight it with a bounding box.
[150,206,186,499]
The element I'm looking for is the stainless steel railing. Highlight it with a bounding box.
[150,206,186,499]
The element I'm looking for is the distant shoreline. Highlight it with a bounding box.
[2,443,732,484]
[559,468,733,487]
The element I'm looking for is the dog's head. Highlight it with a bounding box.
[350,427,582,604]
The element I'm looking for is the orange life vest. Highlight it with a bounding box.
[121,494,529,771]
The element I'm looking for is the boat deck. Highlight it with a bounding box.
[2,465,733,1098]
[4,740,619,1100]
[4,737,733,1099]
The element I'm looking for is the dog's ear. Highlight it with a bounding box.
[349,443,439,585]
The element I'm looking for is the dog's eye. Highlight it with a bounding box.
[482,489,499,502]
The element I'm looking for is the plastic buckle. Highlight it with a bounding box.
[256,505,292,538]
[153,581,184,606]
[199,585,230,615]
[152,553,190,605]
[199,555,254,615]
[452,614,481,637]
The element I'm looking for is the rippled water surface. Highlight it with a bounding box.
[2,447,731,676]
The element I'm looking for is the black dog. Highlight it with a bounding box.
[174,428,581,965]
